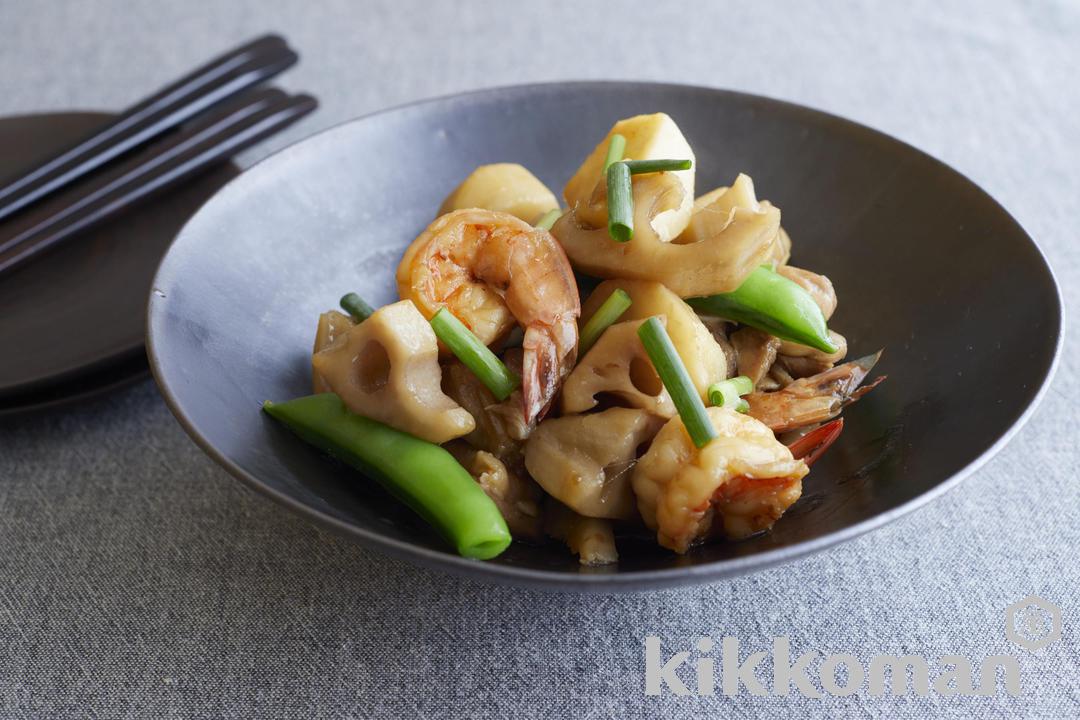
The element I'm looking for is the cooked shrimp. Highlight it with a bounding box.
[632,407,809,553]
[710,419,844,540]
[711,474,804,541]
[397,208,581,424]
[745,352,885,433]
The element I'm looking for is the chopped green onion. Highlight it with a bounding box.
[735,398,750,414]
[430,307,520,401]
[606,161,633,242]
[637,317,717,448]
[579,288,632,355]
[708,376,754,410]
[623,159,693,174]
[603,135,630,241]
[534,208,562,230]
[340,292,374,322]
[603,133,627,172]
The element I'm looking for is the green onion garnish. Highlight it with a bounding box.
[430,307,520,401]
[707,376,754,411]
[603,134,632,242]
[606,161,633,242]
[579,288,632,356]
[534,208,562,230]
[637,317,717,448]
[623,159,693,174]
[340,292,375,322]
[603,133,627,172]
[735,398,750,414]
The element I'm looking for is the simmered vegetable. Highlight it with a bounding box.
[776,265,837,320]
[562,318,675,418]
[578,287,632,355]
[678,174,786,268]
[312,300,474,444]
[339,292,374,322]
[708,375,753,412]
[687,265,838,354]
[277,110,886,564]
[264,394,510,559]
[580,279,727,401]
[565,113,696,243]
[553,172,781,297]
[524,407,664,520]
[312,310,353,393]
[637,317,717,448]
[438,163,559,224]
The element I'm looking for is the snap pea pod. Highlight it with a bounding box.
[263,394,511,560]
[687,266,838,353]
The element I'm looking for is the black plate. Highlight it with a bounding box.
[0,349,149,419]
[0,112,238,400]
[147,83,1062,591]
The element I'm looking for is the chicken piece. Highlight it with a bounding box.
[770,362,796,387]
[442,354,529,464]
[778,331,848,378]
[730,327,781,386]
[700,317,739,378]
[524,408,665,520]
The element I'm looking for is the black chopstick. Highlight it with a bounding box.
[0,34,298,223]
[0,88,317,276]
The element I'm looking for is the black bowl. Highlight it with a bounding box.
[147,82,1061,591]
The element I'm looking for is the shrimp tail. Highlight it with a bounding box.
[746,350,885,433]
[521,319,578,425]
[787,418,844,466]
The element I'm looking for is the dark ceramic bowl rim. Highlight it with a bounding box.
[147,81,1064,592]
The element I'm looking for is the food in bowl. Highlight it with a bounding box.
[263,112,884,563]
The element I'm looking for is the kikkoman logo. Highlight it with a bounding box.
[644,595,1063,698]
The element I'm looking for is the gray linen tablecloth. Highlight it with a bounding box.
[1,1,1077,717]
